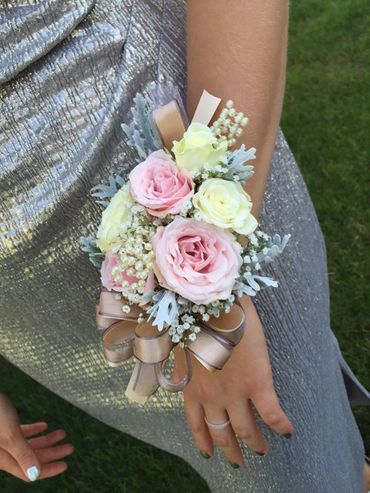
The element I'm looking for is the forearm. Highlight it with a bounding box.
[186,0,289,217]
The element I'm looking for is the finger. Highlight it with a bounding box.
[21,422,48,438]
[204,408,244,467]
[251,386,293,437]
[228,400,268,455]
[6,430,41,481]
[184,398,213,458]
[28,429,67,450]
[0,448,27,481]
[0,449,68,482]
[35,444,74,464]
[38,461,68,480]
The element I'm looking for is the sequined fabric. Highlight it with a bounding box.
[0,2,368,492]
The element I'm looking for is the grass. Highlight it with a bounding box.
[0,0,369,490]
[281,0,370,451]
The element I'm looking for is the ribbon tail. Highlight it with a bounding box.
[191,90,221,125]
[125,361,159,405]
[125,320,175,404]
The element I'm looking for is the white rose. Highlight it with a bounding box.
[193,178,258,235]
[172,122,228,171]
[96,185,133,252]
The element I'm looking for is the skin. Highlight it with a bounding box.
[0,394,73,481]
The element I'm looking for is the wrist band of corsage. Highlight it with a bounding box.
[80,85,290,405]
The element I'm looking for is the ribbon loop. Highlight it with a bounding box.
[98,290,143,321]
[155,350,192,393]
[187,328,233,372]
[134,322,174,364]
[102,320,136,367]
[186,303,245,372]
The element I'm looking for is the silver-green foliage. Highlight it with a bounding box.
[80,236,104,268]
[90,175,125,206]
[226,145,256,184]
[121,93,162,160]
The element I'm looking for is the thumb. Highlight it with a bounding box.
[7,431,40,482]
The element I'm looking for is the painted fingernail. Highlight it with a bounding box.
[283,433,292,439]
[199,450,211,459]
[228,462,240,469]
[27,466,40,482]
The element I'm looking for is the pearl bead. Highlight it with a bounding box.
[229,108,236,117]
[241,117,249,127]
[226,100,234,109]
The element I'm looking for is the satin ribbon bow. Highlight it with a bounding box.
[96,290,246,404]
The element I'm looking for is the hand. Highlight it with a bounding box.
[173,297,294,467]
[0,394,73,481]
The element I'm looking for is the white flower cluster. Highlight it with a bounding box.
[163,294,237,346]
[210,100,249,147]
[113,207,156,308]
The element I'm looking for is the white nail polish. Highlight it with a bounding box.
[26,466,40,482]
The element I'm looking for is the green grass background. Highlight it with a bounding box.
[1,1,369,491]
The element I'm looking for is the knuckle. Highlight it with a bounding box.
[234,427,253,442]
[184,410,204,435]
[262,409,283,427]
[189,420,204,434]
[197,385,216,402]
[213,433,229,449]
[245,377,260,394]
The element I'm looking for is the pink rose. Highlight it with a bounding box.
[100,252,137,292]
[129,150,194,217]
[152,217,242,305]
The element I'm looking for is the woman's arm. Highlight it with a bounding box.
[174,1,292,467]
[187,0,289,216]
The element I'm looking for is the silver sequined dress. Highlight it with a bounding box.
[0,2,369,492]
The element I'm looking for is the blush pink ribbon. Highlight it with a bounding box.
[97,289,246,404]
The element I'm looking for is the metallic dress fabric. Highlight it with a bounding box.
[0,2,369,492]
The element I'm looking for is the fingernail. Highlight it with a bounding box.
[228,461,240,469]
[27,466,40,482]
[199,450,211,459]
[256,451,266,456]
[283,433,292,439]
